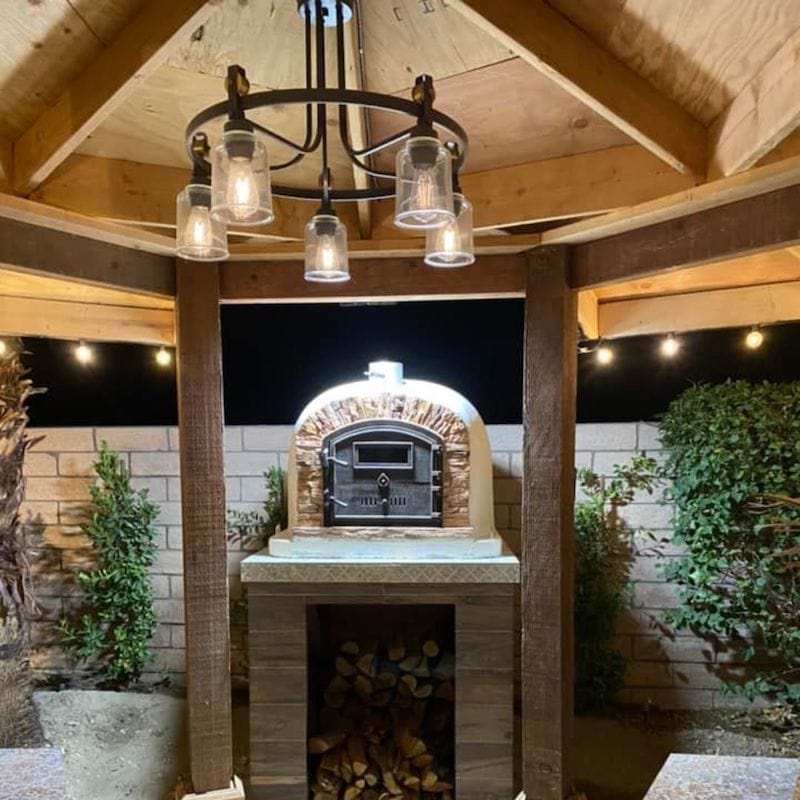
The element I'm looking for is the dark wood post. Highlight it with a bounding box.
[521,245,577,799]
[176,260,233,793]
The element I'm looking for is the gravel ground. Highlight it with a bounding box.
[30,689,800,800]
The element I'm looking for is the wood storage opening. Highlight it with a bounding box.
[307,604,456,800]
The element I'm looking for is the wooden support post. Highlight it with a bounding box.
[176,261,234,794]
[522,246,577,799]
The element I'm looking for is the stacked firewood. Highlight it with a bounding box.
[310,636,455,800]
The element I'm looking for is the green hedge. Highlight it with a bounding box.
[659,380,800,704]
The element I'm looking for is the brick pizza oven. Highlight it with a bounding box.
[242,363,519,800]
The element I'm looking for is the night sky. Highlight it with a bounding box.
[20,300,800,427]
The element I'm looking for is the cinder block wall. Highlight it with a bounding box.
[20,423,745,709]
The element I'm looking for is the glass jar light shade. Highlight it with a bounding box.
[424,194,475,268]
[211,128,273,226]
[176,184,229,261]
[305,214,349,282]
[394,136,454,230]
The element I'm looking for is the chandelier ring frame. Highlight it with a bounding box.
[185,87,469,203]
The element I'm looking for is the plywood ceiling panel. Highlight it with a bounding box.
[0,0,145,139]
[77,65,356,188]
[548,0,800,125]
[370,58,632,175]
[167,0,513,95]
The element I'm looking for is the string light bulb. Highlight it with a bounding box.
[660,333,680,357]
[155,347,172,367]
[0,339,6,357]
[74,341,93,365]
[745,327,764,350]
[596,344,614,365]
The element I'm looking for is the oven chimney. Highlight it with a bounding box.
[365,360,404,384]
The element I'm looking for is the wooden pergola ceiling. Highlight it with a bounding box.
[0,0,799,347]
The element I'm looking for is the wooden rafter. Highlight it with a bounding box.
[0,295,174,346]
[12,0,219,194]
[447,0,707,176]
[599,280,800,338]
[543,152,800,246]
[569,183,800,289]
[709,26,800,180]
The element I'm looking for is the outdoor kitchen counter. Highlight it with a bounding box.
[240,550,520,584]
[644,754,800,800]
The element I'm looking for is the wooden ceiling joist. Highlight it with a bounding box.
[708,26,800,180]
[599,280,800,339]
[12,0,219,194]
[0,197,175,297]
[0,295,175,346]
[569,183,800,289]
[448,0,707,177]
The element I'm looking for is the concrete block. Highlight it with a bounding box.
[493,504,510,529]
[591,450,637,477]
[632,581,681,610]
[508,504,521,530]
[57,501,92,525]
[225,426,243,452]
[171,626,186,648]
[153,598,184,624]
[20,501,59,525]
[225,451,279,476]
[130,452,180,476]
[574,451,592,470]
[151,624,171,647]
[575,422,637,451]
[37,525,90,550]
[169,576,184,598]
[629,556,669,582]
[492,452,511,477]
[150,575,170,599]
[241,476,269,502]
[637,422,662,451]
[633,635,715,664]
[167,427,179,450]
[150,648,186,672]
[510,452,523,478]
[130,477,168,502]
[486,425,522,451]
[493,478,522,504]
[243,425,294,451]
[620,504,674,530]
[167,477,181,501]
[96,426,168,452]
[154,549,183,575]
[155,502,182,526]
[58,452,102,477]
[25,477,92,502]
[166,527,183,551]
[29,428,95,452]
[225,477,241,501]
[23,453,57,476]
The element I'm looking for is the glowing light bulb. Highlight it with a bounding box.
[0,339,6,357]
[186,206,213,255]
[409,168,438,224]
[745,327,764,349]
[661,334,680,357]
[596,344,613,365]
[226,158,260,221]
[155,347,172,367]
[75,341,93,365]
[319,237,336,272]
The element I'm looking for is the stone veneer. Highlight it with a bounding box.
[294,393,470,527]
[19,422,762,710]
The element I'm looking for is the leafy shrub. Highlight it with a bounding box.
[659,381,800,704]
[58,444,159,685]
[227,465,286,550]
[575,454,658,711]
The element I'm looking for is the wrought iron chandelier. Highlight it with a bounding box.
[175,0,474,280]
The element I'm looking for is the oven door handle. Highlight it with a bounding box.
[321,450,349,468]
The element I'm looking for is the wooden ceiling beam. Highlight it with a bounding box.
[0,195,175,297]
[569,183,800,290]
[12,0,218,194]
[30,154,357,241]
[0,139,11,191]
[708,27,800,180]
[447,0,707,177]
[371,145,696,237]
[599,280,800,339]
[543,151,800,246]
[0,295,175,346]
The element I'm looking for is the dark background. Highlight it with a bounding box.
[20,300,800,426]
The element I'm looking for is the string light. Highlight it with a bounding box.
[0,339,7,357]
[745,327,764,350]
[660,333,680,357]
[596,344,614,365]
[74,341,93,365]
[155,347,172,367]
